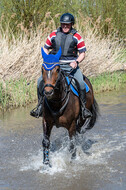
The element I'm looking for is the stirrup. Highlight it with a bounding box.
[30,95,43,118]
[30,105,42,118]
[30,99,43,118]
[81,106,92,119]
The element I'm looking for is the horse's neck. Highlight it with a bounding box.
[49,74,67,105]
[55,74,66,100]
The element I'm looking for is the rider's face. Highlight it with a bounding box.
[61,23,72,33]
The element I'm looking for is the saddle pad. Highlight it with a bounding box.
[66,77,89,97]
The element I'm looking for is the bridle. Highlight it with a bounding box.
[43,62,62,91]
[43,70,61,91]
[43,65,73,118]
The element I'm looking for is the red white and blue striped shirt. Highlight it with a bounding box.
[44,29,86,62]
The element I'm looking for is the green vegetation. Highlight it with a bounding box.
[0,77,37,111]
[0,1,126,111]
[90,71,126,93]
[0,71,126,111]
[0,0,126,40]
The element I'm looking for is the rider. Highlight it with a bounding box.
[30,13,92,119]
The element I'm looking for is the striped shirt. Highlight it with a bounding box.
[44,29,86,62]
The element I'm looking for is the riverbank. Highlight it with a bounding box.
[89,70,126,93]
[0,71,126,111]
[0,16,126,111]
[0,77,37,111]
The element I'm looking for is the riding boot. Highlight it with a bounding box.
[80,89,92,119]
[30,87,43,118]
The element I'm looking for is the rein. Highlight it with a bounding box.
[45,90,70,118]
[44,71,71,117]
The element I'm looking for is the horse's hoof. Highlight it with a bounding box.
[43,161,52,168]
[71,152,76,160]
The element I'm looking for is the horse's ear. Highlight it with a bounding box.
[41,47,48,60]
[55,47,62,60]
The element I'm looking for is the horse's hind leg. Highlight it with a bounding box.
[68,122,76,159]
[42,119,52,166]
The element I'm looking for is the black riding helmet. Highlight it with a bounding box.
[60,13,75,24]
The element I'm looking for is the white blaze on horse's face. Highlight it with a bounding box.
[47,70,51,79]
[42,65,61,99]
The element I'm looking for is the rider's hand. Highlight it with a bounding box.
[70,61,78,69]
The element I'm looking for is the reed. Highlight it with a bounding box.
[0,1,125,39]
[0,12,126,110]
[0,16,125,82]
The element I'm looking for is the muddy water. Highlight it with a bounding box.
[0,89,126,190]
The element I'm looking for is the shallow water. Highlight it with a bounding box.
[0,89,126,190]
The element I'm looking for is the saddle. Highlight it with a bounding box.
[38,73,89,98]
[66,75,90,97]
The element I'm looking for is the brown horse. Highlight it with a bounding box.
[41,60,99,166]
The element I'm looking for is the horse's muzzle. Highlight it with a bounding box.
[44,84,55,99]
[44,88,54,99]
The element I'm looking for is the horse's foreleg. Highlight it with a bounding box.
[42,119,52,166]
[68,122,76,159]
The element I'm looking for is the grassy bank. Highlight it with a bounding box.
[90,71,126,93]
[0,77,37,111]
[0,71,126,111]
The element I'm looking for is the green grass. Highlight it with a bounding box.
[0,76,37,111]
[0,71,126,111]
[89,71,126,93]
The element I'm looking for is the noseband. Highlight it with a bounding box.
[44,83,56,89]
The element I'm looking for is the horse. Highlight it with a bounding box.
[40,47,99,166]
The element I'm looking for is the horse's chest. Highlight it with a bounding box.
[54,115,68,128]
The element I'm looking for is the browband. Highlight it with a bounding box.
[42,62,60,71]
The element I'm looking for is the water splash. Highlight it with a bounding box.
[20,130,126,175]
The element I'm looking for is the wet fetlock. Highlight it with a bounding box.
[71,148,76,159]
[43,149,52,167]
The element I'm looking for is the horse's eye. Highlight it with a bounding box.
[56,68,60,73]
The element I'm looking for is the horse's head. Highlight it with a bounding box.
[41,48,62,99]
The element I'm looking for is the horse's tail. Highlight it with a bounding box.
[85,98,99,130]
